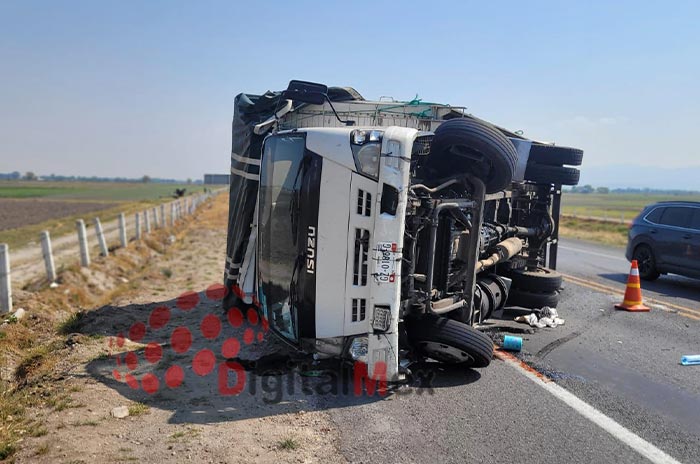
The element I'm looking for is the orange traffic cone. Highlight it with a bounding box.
[615,260,651,312]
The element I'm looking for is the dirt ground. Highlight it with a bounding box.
[0,199,117,231]
[7,194,346,464]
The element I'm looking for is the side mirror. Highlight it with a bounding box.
[282,80,328,105]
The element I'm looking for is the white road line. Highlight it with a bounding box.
[559,245,629,262]
[499,354,682,464]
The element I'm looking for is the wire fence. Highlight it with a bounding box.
[0,191,220,315]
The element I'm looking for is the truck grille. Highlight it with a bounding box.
[412,135,433,157]
[352,298,367,322]
[353,228,369,286]
[357,189,372,217]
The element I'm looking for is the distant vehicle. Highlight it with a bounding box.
[626,201,700,280]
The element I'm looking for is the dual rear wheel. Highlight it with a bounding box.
[504,266,562,309]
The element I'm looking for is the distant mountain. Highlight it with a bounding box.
[578,165,700,191]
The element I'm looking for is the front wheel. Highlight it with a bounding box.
[406,316,493,367]
[633,244,660,281]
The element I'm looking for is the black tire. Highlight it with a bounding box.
[524,163,580,186]
[406,315,493,367]
[528,144,583,166]
[632,244,660,281]
[507,288,560,309]
[430,118,517,194]
[504,267,563,292]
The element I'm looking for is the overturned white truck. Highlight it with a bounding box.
[224,81,583,382]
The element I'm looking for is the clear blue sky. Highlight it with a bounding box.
[1,1,698,182]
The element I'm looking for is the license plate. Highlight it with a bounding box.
[374,242,397,284]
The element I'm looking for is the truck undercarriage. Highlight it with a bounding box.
[224,80,583,381]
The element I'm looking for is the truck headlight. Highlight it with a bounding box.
[372,305,391,332]
[349,336,368,362]
[351,130,383,178]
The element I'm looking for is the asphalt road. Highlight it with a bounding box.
[324,238,700,464]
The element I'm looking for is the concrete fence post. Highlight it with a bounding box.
[40,231,57,282]
[94,217,109,257]
[0,244,12,314]
[144,210,151,234]
[170,202,176,226]
[118,213,128,248]
[135,213,142,240]
[160,204,166,228]
[620,213,625,224]
[76,219,90,267]
[152,207,159,229]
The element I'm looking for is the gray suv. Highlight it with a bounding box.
[626,201,700,280]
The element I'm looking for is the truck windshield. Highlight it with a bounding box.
[258,135,306,343]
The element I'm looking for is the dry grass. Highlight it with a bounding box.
[0,200,165,251]
[14,341,62,384]
[57,311,85,335]
[127,402,150,416]
[169,427,201,441]
[558,217,628,247]
[277,436,300,451]
[194,194,228,230]
[35,442,50,456]
[0,195,222,460]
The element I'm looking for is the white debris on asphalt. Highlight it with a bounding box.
[514,306,565,328]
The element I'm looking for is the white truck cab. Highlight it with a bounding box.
[256,127,417,381]
[225,81,584,382]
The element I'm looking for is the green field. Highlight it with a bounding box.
[0,181,202,250]
[0,181,195,201]
[559,192,700,246]
[561,192,700,221]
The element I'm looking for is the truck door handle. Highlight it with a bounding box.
[683,234,692,240]
[650,229,657,234]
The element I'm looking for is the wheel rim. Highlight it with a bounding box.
[418,341,474,364]
[635,248,653,274]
